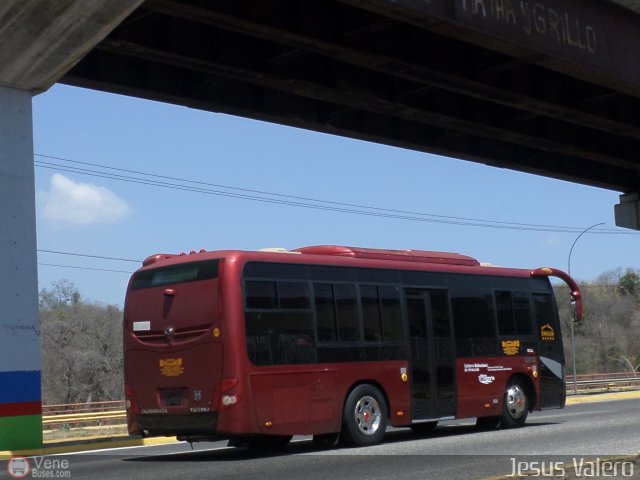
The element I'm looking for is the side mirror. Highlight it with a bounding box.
[571,298,577,322]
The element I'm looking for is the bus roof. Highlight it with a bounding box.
[139,245,527,278]
[292,245,480,266]
[134,245,581,320]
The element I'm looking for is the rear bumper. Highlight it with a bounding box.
[134,412,218,436]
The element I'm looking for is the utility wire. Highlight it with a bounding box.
[34,153,636,235]
[38,249,141,263]
[38,263,133,274]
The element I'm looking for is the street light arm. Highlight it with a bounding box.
[567,222,605,276]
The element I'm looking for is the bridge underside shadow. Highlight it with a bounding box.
[61,0,640,227]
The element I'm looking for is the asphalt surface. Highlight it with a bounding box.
[2,398,639,480]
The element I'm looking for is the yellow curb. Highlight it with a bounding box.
[566,390,640,405]
[0,436,179,458]
[44,432,130,444]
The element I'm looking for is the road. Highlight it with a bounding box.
[3,398,639,480]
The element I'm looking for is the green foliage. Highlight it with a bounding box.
[618,269,640,297]
[557,268,640,375]
[40,280,123,404]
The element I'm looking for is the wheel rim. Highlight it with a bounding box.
[505,384,527,419]
[354,395,382,435]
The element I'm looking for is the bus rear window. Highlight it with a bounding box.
[131,259,220,290]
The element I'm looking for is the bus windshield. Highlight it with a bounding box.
[131,259,220,290]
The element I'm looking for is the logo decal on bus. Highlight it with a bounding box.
[541,323,556,341]
[159,358,184,377]
[478,374,496,385]
[502,340,520,355]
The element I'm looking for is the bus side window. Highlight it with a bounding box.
[451,293,498,356]
[245,281,277,309]
[380,286,403,342]
[513,292,532,335]
[360,285,383,342]
[335,284,359,342]
[533,293,563,360]
[313,283,338,343]
[278,281,309,309]
[495,291,532,336]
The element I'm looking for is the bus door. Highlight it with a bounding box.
[533,293,566,408]
[405,289,456,420]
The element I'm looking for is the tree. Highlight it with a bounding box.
[557,269,640,375]
[618,269,640,297]
[40,280,124,404]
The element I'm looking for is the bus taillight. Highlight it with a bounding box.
[219,377,240,409]
[125,384,140,414]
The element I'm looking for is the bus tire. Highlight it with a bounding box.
[341,384,388,447]
[500,378,529,428]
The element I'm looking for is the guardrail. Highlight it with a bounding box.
[43,400,125,415]
[566,372,640,395]
[43,401,126,429]
[41,373,639,428]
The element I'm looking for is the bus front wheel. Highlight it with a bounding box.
[341,384,388,446]
[500,378,529,428]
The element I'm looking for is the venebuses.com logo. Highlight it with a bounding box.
[7,456,71,478]
[7,458,29,479]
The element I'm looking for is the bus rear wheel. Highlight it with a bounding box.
[500,378,529,428]
[341,384,388,447]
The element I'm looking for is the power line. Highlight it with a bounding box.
[38,263,133,274]
[34,153,637,235]
[37,249,141,263]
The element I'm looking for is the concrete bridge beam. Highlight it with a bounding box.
[615,193,640,230]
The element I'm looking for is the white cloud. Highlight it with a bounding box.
[40,174,132,226]
[543,234,562,246]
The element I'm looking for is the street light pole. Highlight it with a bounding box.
[567,222,604,395]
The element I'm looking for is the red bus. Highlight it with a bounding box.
[123,245,581,448]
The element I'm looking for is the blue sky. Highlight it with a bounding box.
[32,84,640,306]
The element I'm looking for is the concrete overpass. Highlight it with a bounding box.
[1,0,640,449]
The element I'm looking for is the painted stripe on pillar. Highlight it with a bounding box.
[0,401,41,417]
[0,371,43,451]
[0,414,43,451]
[0,371,41,404]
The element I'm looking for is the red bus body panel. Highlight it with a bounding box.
[124,247,570,440]
[456,357,540,418]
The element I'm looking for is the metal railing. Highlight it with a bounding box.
[42,401,126,429]
[565,372,640,395]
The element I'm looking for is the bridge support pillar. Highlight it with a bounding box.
[0,86,42,451]
[615,192,640,231]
